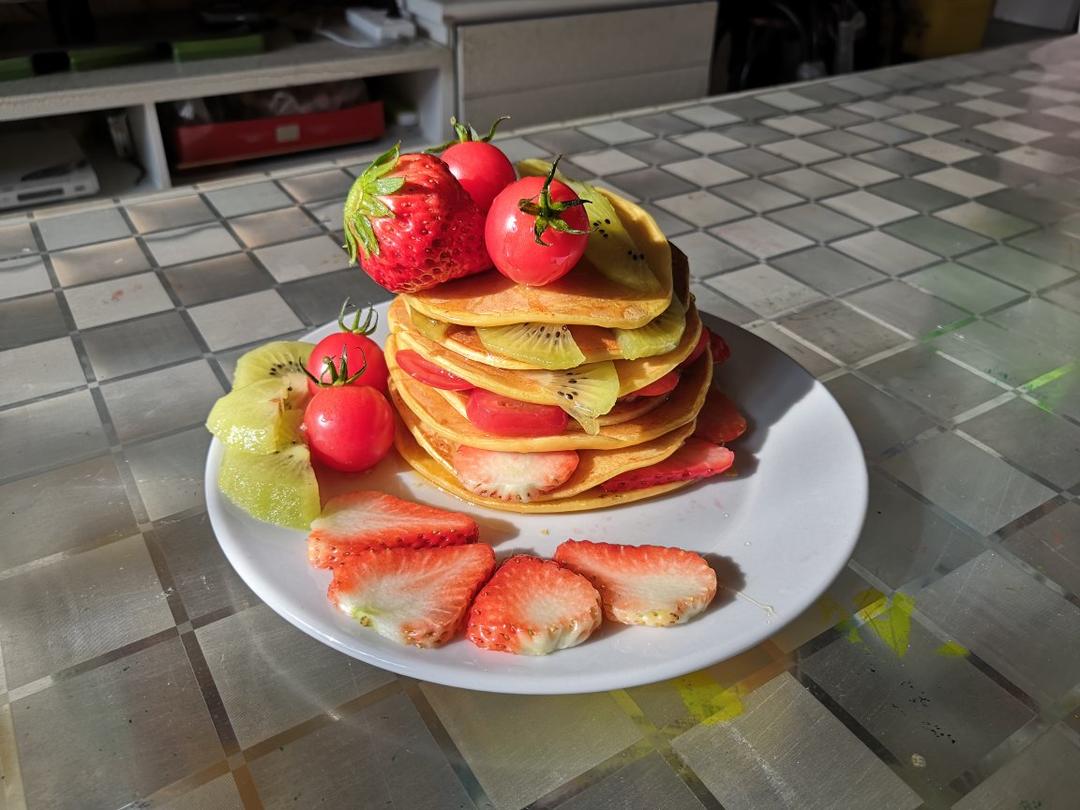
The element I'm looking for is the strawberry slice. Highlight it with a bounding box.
[599,437,734,493]
[308,490,479,569]
[693,387,747,445]
[678,330,708,369]
[328,544,496,648]
[554,540,717,625]
[631,371,680,398]
[466,555,602,654]
[451,445,579,502]
[708,329,731,365]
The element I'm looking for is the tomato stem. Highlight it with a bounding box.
[337,298,378,336]
[303,345,369,388]
[517,155,590,247]
[427,115,512,153]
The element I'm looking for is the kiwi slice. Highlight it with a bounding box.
[218,443,320,529]
[534,361,619,435]
[407,304,450,343]
[614,297,686,360]
[233,341,315,389]
[517,159,660,295]
[476,322,586,370]
[206,377,307,454]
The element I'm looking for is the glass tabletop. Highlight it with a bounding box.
[2,34,1080,810]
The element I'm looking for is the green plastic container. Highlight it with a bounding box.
[171,33,266,62]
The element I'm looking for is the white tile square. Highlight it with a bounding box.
[816,157,897,186]
[655,191,749,227]
[254,235,351,283]
[823,191,917,226]
[1022,85,1080,103]
[762,139,841,165]
[673,673,921,810]
[662,157,747,186]
[711,217,813,258]
[916,167,1006,197]
[671,131,744,155]
[843,100,902,119]
[144,223,241,267]
[64,272,173,330]
[0,255,51,300]
[949,81,999,97]
[999,145,1080,174]
[958,98,1025,117]
[829,75,888,96]
[974,119,1052,144]
[188,290,303,351]
[761,115,829,136]
[673,104,741,127]
[757,90,820,111]
[577,121,653,145]
[900,138,980,164]
[0,337,84,407]
[1042,104,1080,123]
[888,113,958,136]
[707,263,822,317]
[833,231,937,275]
[568,149,647,176]
[887,94,938,112]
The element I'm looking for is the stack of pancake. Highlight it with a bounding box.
[385,189,716,513]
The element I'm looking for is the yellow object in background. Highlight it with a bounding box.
[905,0,995,57]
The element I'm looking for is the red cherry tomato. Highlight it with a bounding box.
[396,349,474,391]
[633,371,680,398]
[466,388,568,437]
[443,143,516,214]
[306,300,388,396]
[485,156,589,287]
[434,116,516,214]
[304,386,394,473]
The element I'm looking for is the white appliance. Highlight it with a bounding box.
[0,130,99,211]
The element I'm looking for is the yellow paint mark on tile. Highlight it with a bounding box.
[860,591,915,658]
[935,640,969,657]
[675,671,745,725]
[1021,361,1074,393]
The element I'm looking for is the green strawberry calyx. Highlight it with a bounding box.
[343,143,406,262]
[518,155,590,247]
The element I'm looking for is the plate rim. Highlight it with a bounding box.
[204,307,868,694]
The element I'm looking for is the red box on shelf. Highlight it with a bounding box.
[172,100,385,169]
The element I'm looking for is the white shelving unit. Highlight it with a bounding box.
[0,37,453,199]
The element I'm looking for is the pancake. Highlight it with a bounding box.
[387,350,712,452]
[389,381,696,504]
[401,191,673,329]
[432,385,668,426]
[398,248,693,369]
[393,416,695,514]
[391,303,701,407]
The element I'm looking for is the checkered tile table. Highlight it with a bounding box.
[3,35,1080,810]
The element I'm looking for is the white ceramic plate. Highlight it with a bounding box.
[205,302,867,694]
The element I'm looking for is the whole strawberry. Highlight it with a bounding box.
[344,144,491,293]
